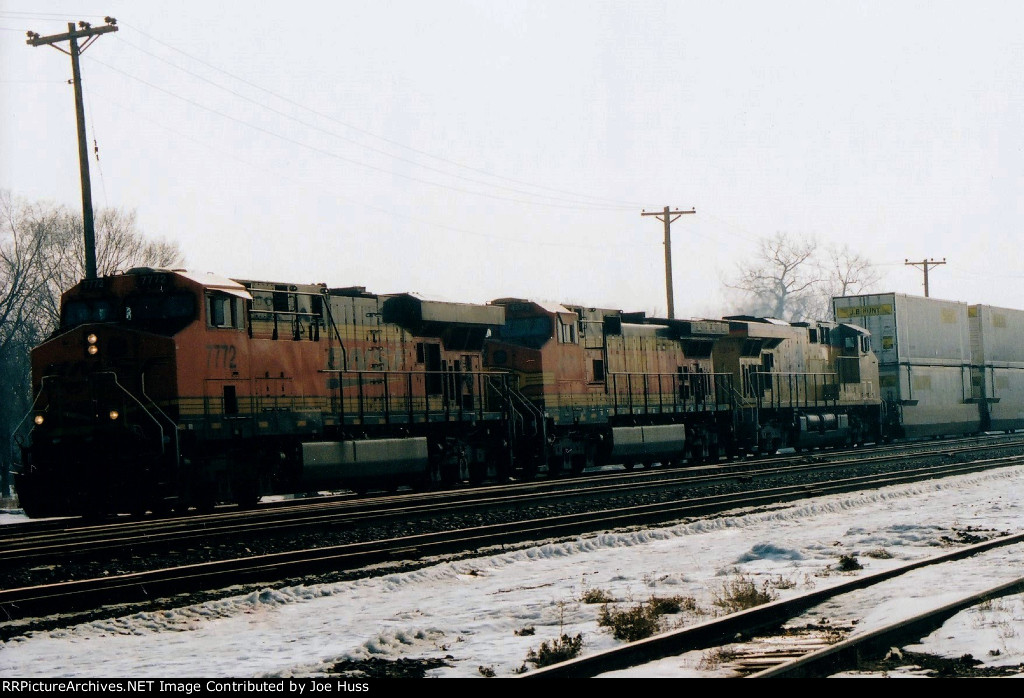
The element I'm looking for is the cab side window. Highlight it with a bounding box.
[207,292,243,329]
[558,317,577,344]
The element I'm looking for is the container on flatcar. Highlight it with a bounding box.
[968,304,1024,432]
[833,293,978,437]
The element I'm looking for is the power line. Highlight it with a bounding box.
[116,21,643,211]
[91,90,659,251]
[110,33,631,212]
[0,11,109,19]
[83,53,633,213]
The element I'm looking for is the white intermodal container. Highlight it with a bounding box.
[968,304,1024,432]
[833,293,978,437]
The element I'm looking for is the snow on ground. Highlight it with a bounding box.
[1,466,1023,678]
[0,511,28,525]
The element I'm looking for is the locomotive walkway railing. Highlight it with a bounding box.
[748,371,840,410]
[317,369,517,427]
[607,371,735,417]
[141,373,181,469]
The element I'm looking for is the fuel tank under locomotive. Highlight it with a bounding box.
[793,412,850,448]
[599,424,687,465]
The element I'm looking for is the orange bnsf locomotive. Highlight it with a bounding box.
[16,269,515,517]
[14,267,883,518]
[485,300,881,472]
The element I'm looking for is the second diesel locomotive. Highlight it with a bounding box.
[16,267,885,517]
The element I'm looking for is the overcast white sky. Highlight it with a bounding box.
[2,465,1023,678]
[3,2,1023,317]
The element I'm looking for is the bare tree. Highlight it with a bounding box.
[37,206,184,329]
[0,191,63,350]
[813,244,882,320]
[0,190,185,497]
[0,191,63,497]
[725,233,883,322]
[726,232,821,320]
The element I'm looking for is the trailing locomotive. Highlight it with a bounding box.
[13,266,889,518]
[484,301,880,471]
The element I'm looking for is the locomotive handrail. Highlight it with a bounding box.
[607,371,734,416]
[318,368,506,424]
[725,383,751,410]
[491,373,544,426]
[320,296,349,371]
[141,373,180,467]
[484,373,547,471]
[749,370,840,410]
[102,372,167,456]
[248,309,320,318]
[9,376,51,452]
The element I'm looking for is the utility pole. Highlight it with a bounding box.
[904,257,946,297]
[27,17,119,280]
[641,206,695,319]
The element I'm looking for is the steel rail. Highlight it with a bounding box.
[748,575,1024,678]
[0,458,1018,625]
[522,534,1024,678]
[4,430,1021,544]
[2,438,1022,569]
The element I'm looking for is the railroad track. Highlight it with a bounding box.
[4,433,1022,571]
[522,533,1024,678]
[4,430,1022,540]
[0,457,1019,632]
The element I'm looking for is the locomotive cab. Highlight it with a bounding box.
[16,268,218,517]
[714,316,881,452]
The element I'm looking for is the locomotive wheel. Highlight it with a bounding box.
[518,456,539,481]
[468,460,486,485]
[196,486,216,514]
[151,497,173,516]
[428,458,444,488]
[233,478,260,508]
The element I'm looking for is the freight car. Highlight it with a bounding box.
[834,293,1024,436]
[9,266,903,519]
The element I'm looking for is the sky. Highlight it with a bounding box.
[1,464,1023,678]
[2,2,1024,318]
